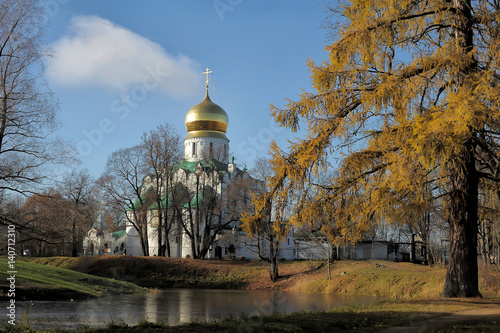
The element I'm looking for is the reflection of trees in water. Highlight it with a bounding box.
[22,289,378,328]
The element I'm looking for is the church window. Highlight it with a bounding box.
[192,142,196,155]
[209,142,214,157]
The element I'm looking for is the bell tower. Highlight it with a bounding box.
[184,68,229,163]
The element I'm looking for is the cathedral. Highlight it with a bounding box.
[85,69,312,259]
[124,69,270,258]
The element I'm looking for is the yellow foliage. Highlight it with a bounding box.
[261,0,500,247]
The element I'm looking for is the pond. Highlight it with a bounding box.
[19,289,378,330]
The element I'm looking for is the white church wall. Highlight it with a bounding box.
[83,228,126,256]
[147,227,159,256]
[125,225,143,256]
[184,137,229,163]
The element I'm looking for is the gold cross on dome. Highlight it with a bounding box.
[202,67,213,87]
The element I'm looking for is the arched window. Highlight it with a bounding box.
[192,142,196,155]
[209,142,214,157]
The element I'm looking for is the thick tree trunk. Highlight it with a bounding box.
[441,0,481,298]
[442,148,481,297]
[268,236,279,282]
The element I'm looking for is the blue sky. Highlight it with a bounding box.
[43,0,330,178]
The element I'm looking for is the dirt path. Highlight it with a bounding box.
[378,303,500,333]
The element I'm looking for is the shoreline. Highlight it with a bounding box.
[17,256,500,298]
[3,297,500,333]
[2,257,500,332]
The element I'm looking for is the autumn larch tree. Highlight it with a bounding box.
[241,157,290,282]
[264,0,500,297]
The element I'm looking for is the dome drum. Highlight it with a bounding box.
[186,120,227,133]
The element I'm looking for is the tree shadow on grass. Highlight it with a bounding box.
[278,262,326,281]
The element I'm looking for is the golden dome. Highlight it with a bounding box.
[185,90,228,139]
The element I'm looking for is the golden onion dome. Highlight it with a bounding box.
[185,90,228,139]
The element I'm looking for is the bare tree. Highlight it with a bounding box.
[98,146,151,256]
[171,158,252,259]
[141,123,182,256]
[102,205,126,232]
[20,191,70,256]
[60,169,97,257]
[0,0,68,214]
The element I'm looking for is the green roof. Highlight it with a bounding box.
[173,158,247,177]
[174,158,229,173]
[185,192,203,208]
[113,230,126,239]
[127,158,246,212]
[125,186,156,211]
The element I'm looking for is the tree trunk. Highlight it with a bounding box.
[442,148,481,297]
[140,233,149,256]
[441,0,481,298]
[268,235,279,282]
[71,219,78,257]
[157,210,163,256]
[166,237,171,257]
[270,253,279,282]
[141,217,150,256]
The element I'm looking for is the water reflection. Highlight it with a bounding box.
[19,289,376,330]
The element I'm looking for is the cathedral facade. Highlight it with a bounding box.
[124,73,271,258]
[84,70,330,260]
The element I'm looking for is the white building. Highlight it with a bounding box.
[124,72,277,259]
[119,70,368,261]
[83,228,126,256]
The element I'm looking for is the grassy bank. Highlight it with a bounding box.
[22,256,500,299]
[4,257,500,332]
[290,260,445,298]
[0,257,145,300]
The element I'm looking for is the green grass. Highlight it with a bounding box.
[0,257,145,300]
[290,260,446,298]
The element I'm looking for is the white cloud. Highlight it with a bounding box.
[47,16,200,98]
